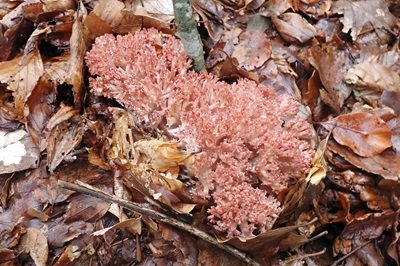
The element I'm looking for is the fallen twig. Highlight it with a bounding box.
[58,180,260,266]
[332,240,372,266]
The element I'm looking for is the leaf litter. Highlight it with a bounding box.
[0,0,399,265]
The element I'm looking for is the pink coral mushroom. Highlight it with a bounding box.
[86,28,315,239]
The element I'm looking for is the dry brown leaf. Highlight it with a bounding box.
[332,0,397,41]
[0,18,34,61]
[333,211,398,265]
[46,220,94,248]
[271,13,317,43]
[46,105,85,172]
[0,48,44,115]
[26,77,56,150]
[345,62,400,92]
[130,0,174,24]
[67,2,86,109]
[83,12,113,41]
[43,53,70,83]
[92,217,142,236]
[324,112,392,157]
[308,41,352,113]
[93,0,124,27]
[17,227,48,266]
[107,108,136,161]
[328,140,400,181]
[298,0,332,18]
[0,248,16,264]
[193,0,231,41]
[0,129,39,174]
[151,224,198,265]
[262,0,296,16]
[306,137,328,185]
[231,31,272,71]
[227,223,312,263]
[129,167,196,214]
[41,0,76,12]
[64,193,110,223]
[0,1,25,29]
[381,90,400,116]
[134,139,194,173]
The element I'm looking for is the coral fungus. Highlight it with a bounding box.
[86,28,315,238]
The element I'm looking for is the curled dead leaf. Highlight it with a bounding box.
[323,112,392,157]
[328,140,400,181]
[0,48,44,115]
[231,31,271,71]
[308,41,352,113]
[92,217,142,236]
[134,139,194,173]
[271,13,317,43]
[46,105,85,172]
[17,227,48,266]
[67,2,87,109]
[345,61,400,92]
[0,129,39,174]
[332,0,396,41]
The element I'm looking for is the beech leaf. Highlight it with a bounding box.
[0,129,40,174]
[92,217,142,236]
[345,61,400,92]
[46,105,85,172]
[271,13,317,43]
[231,31,272,71]
[67,3,87,109]
[332,0,396,41]
[17,228,48,266]
[324,112,392,157]
[0,49,44,115]
[134,139,194,173]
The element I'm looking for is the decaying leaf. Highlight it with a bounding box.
[26,77,56,149]
[150,224,198,265]
[271,12,317,43]
[93,217,142,236]
[134,139,194,173]
[130,0,174,24]
[334,211,398,265]
[308,41,352,113]
[126,167,196,214]
[64,193,110,223]
[306,137,328,185]
[262,0,296,17]
[324,112,392,157]
[0,48,44,115]
[345,61,400,92]
[46,220,94,248]
[92,0,125,27]
[107,108,136,161]
[332,0,397,41]
[328,140,400,181]
[0,129,39,174]
[0,248,16,264]
[46,105,85,172]
[227,222,314,263]
[17,227,48,266]
[67,2,86,109]
[231,30,272,71]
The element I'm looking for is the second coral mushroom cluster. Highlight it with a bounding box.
[85,28,315,239]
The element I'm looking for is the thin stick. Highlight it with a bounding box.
[332,240,372,266]
[58,180,260,266]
